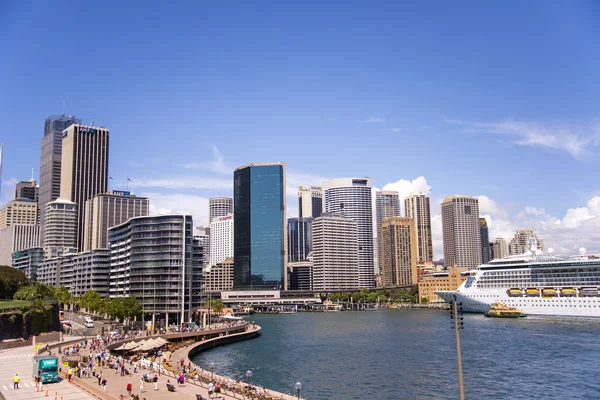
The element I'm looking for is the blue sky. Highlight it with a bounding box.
[1,1,599,255]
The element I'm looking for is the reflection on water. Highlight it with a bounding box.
[191,311,600,399]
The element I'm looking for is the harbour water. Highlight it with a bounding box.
[191,310,600,399]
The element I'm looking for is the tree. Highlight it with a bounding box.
[0,265,29,299]
[421,297,429,303]
[55,286,72,309]
[13,282,55,301]
[211,299,225,314]
[79,290,102,313]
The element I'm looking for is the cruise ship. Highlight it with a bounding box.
[436,247,600,317]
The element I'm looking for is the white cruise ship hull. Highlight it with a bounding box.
[436,290,600,318]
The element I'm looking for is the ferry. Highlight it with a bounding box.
[436,246,600,317]
[484,302,526,318]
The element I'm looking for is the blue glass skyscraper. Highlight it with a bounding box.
[234,162,286,290]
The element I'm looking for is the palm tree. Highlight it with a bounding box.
[13,282,56,301]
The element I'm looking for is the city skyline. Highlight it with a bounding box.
[0,2,598,258]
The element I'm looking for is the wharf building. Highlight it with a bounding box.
[209,214,233,266]
[108,215,202,326]
[375,190,401,275]
[203,258,234,296]
[298,186,323,218]
[288,261,313,291]
[493,237,508,259]
[233,162,287,290]
[209,197,233,223]
[509,228,544,255]
[441,196,482,269]
[44,199,78,258]
[418,267,469,303]
[0,199,38,228]
[380,217,418,287]
[60,124,109,251]
[404,192,434,262]
[12,247,44,281]
[312,211,359,291]
[0,224,40,266]
[39,114,81,244]
[15,179,39,202]
[287,217,312,263]
[83,190,149,251]
[322,178,374,288]
[479,218,491,264]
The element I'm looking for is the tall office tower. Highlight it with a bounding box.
[298,186,323,218]
[109,215,199,326]
[60,124,109,251]
[441,196,482,269]
[493,238,508,259]
[404,192,434,262]
[0,224,40,265]
[83,190,149,251]
[39,114,81,243]
[287,217,313,263]
[489,242,495,260]
[375,190,400,274]
[509,228,545,255]
[380,217,418,287]
[209,197,233,223]
[234,162,286,290]
[312,211,359,291]
[209,214,233,266]
[15,179,39,202]
[479,218,491,264]
[322,178,374,288]
[44,199,78,258]
[0,199,38,228]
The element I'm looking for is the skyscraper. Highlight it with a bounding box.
[479,218,491,264]
[210,214,233,266]
[493,238,508,259]
[298,186,323,218]
[375,191,400,274]
[60,124,109,251]
[44,199,78,258]
[509,228,545,255]
[404,192,434,262]
[209,197,233,223]
[380,217,418,287]
[287,217,312,263]
[441,196,482,269]
[15,179,39,202]
[39,114,80,243]
[322,178,375,288]
[233,162,286,290]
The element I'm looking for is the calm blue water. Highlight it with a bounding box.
[191,310,600,399]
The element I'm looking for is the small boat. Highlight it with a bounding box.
[323,300,342,312]
[526,288,540,297]
[508,289,523,297]
[484,302,527,318]
[542,288,558,296]
[560,288,576,296]
[580,288,599,296]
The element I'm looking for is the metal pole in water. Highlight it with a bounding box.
[452,295,465,400]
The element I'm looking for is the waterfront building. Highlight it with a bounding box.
[39,114,81,244]
[233,162,286,290]
[83,190,149,251]
[375,191,401,275]
[404,192,434,262]
[509,228,545,255]
[220,290,320,306]
[322,178,374,288]
[312,211,359,291]
[480,218,491,264]
[0,224,40,266]
[287,217,312,263]
[44,199,78,258]
[441,196,482,269]
[298,186,323,218]
[12,247,44,281]
[60,124,109,251]
[209,214,233,266]
[493,238,508,259]
[381,217,418,287]
[0,199,38,228]
[204,258,234,295]
[288,261,313,291]
[15,178,39,202]
[209,197,233,223]
[418,267,468,303]
[108,215,200,326]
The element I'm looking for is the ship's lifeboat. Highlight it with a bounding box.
[542,288,558,296]
[580,288,599,296]
[526,288,540,297]
[508,289,523,297]
[560,288,577,296]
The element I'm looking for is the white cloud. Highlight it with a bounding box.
[359,117,385,124]
[178,146,232,175]
[126,177,232,191]
[383,128,402,132]
[142,192,211,226]
[446,118,600,160]
[381,176,431,215]
[476,195,509,220]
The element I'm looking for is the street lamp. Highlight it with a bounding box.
[246,370,254,399]
[210,362,215,380]
[295,381,302,400]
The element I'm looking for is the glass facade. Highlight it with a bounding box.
[288,217,312,263]
[234,164,285,289]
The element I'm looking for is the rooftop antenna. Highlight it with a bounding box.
[62,100,65,115]
[31,168,34,181]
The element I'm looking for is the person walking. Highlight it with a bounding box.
[153,374,158,391]
[101,378,107,392]
[139,377,145,393]
[13,374,19,389]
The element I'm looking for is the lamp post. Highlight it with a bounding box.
[210,362,215,380]
[451,294,465,400]
[246,370,253,398]
[295,381,302,400]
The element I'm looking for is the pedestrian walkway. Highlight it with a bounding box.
[0,354,35,360]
